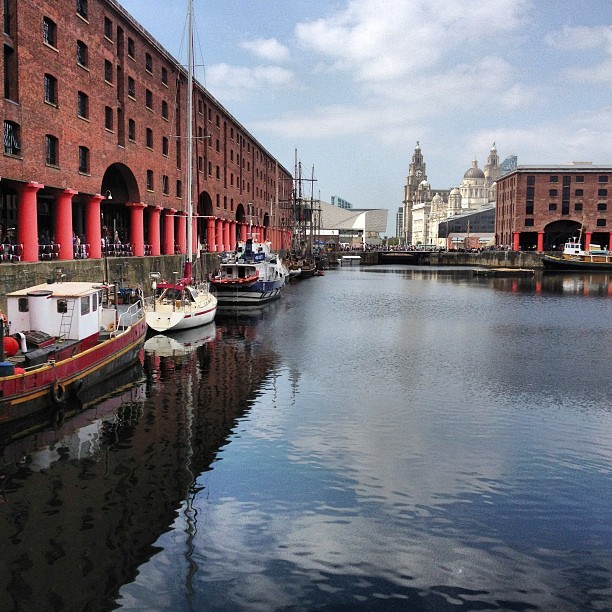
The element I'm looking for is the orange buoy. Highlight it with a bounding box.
[3,336,19,357]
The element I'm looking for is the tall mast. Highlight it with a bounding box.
[185,0,194,276]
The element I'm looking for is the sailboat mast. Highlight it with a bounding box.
[185,0,194,278]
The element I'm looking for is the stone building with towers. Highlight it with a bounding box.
[402,142,506,246]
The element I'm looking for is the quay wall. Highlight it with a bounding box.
[349,251,546,268]
[0,254,221,312]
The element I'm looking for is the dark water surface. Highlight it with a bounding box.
[1,267,612,611]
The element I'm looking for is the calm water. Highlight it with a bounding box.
[1,266,612,611]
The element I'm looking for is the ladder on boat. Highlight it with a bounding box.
[58,298,75,342]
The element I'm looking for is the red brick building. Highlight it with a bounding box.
[496,165,612,251]
[1,0,293,262]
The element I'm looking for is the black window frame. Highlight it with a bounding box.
[76,40,88,67]
[45,134,59,166]
[43,16,57,48]
[4,120,20,155]
[128,118,136,141]
[77,91,89,118]
[78,145,89,173]
[76,0,88,20]
[44,73,58,105]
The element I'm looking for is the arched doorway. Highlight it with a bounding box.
[198,191,214,250]
[101,163,140,245]
[544,220,582,251]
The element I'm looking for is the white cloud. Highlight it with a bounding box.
[472,107,612,164]
[544,25,612,51]
[207,63,295,101]
[295,0,530,83]
[241,38,290,62]
[251,105,374,139]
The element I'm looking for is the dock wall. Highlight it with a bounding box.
[0,254,221,312]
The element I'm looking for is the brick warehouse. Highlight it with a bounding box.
[496,165,612,252]
[1,0,293,263]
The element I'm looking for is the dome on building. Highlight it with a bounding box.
[450,187,460,195]
[432,193,442,203]
[420,180,429,188]
[463,159,485,179]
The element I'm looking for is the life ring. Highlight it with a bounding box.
[51,380,67,405]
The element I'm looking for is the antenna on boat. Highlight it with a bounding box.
[184,0,194,283]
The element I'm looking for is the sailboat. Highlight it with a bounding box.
[145,1,217,333]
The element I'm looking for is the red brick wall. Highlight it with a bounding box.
[496,168,612,248]
[1,0,292,226]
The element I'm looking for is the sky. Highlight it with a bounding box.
[117,0,612,235]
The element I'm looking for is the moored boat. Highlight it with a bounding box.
[144,275,217,333]
[0,280,146,431]
[211,238,289,306]
[143,0,217,333]
[541,239,612,271]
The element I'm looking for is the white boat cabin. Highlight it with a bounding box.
[563,240,610,256]
[6,282,116,341]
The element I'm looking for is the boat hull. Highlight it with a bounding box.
[213,278,286,306]
[541,255,612,271]
[145,297,217,332]
[0,316,147,431]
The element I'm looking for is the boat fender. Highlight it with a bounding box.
[51,380,67,405]
[53,407,66,428]
[17,332,27,353]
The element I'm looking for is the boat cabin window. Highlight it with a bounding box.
[57,299,68,314]
[92,292,98,312]
[18,297,28,312]
[81,295,90,315]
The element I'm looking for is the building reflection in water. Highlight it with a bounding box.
[0,318,279,611]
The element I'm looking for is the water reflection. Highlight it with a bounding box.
[0,318,280,611]
[1,267,611,611]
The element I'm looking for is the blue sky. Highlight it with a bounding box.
[118,0,612,234]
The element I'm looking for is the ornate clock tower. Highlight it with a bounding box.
[402,142,428,244]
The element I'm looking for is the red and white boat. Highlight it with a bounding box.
[143,0,217,333]
[0,280,146,433]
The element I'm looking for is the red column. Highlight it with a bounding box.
[163,209,176,254]
[512,231,520,251]
[177,213,187,254]
[223,220,230,252]
[128,202,146,256]
[85,194,103,259]
[214,219,222,251]
[608,232,612,250]
[206,218,215,252]
[192,216,198,255]
[230,220,237,251]
[537,231,544,252]
[149,207,161,256]
[54,188,77,261]
[585,231,592,251]
[17,182,43,262]
[240,223,247,242]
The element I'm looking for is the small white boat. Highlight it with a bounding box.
[143,0,217,333]
[144,275,217,333]
[341,255,361,266]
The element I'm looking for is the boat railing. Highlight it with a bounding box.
[114,300,144,334]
